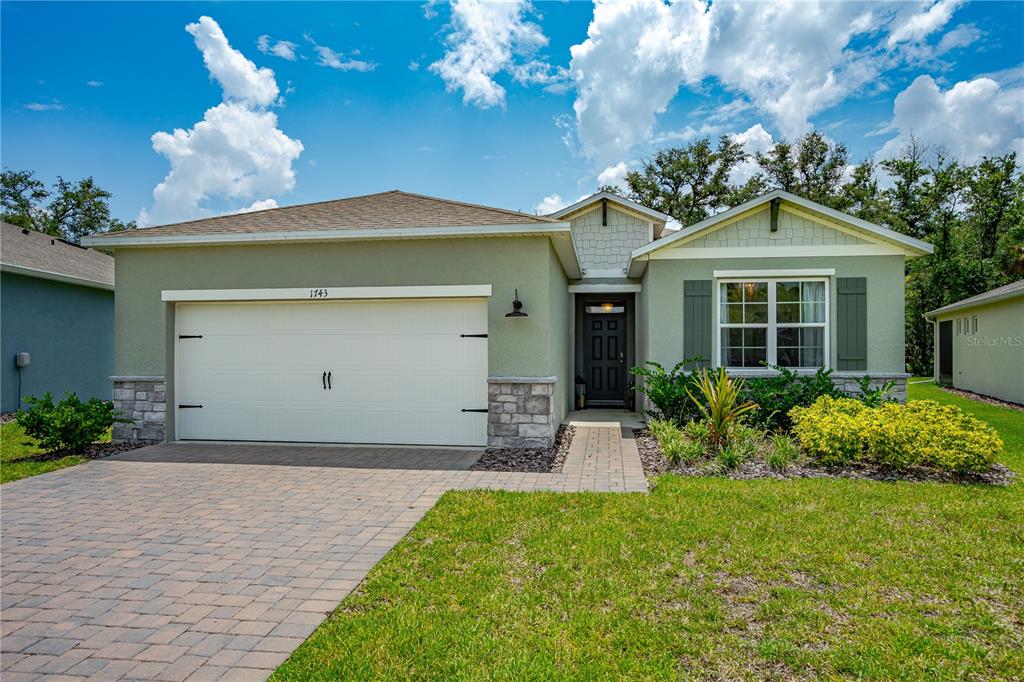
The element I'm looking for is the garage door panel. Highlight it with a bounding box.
[175,298,488,446]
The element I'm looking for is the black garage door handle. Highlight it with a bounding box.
[322,371,327,390]
[327,372,332,390]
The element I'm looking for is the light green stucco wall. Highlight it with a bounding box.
[935,298,1024,404]
[114,236,571,406]
[642,255,906,373]
[686,207,871,248]
[547,243,572,422]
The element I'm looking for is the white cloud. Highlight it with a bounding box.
[430,0,562,108]
[187,17,279,107]
[567,0,968,163]
[597,161,630,189]
[535,193,567,214]
[886,0,964,48]
[140,16,303,226]
[85,80,104,87]
[408,60,421,71]
[304,34,377,72]
[238,198,279,213]
[257,34,298,61]
[729,123,775,184]
[25,101,65,111]
[876,74,1024,163]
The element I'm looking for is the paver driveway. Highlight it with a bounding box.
[1,427,645,680]
[1,444,483,681]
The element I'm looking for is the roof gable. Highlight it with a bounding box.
[1,222,114,288]
[631,190,934,261]
[549,191,671,230]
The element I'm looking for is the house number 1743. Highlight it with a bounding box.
[309,288,329,298]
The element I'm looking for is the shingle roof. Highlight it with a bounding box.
[85,190,560,242]
[925,279,1024,317]
[1,221,114,287]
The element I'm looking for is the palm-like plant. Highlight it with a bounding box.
[685,368,758,448]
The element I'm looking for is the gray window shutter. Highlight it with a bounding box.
[683,280,712,368]
[837,277,867,371]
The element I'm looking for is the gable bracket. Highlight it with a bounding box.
[770,197,781,232]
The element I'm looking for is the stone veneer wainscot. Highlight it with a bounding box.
[112,376,166,442]
[487,376,557,448]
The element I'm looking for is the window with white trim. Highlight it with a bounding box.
[719,279,828,369]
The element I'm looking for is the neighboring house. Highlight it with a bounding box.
[82,189,932,447]
[925,281,1024,405]
[1,221,115,412]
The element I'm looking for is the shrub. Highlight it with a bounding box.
[742,365,841,431]
[790,396,867,467]
[632,359,706,425]
[650,419,702,465]
[686,368,758,448]
[855,375,897,408]
[716,444,745,470]
[767,433,799,472]
[15,393,120,453]
[682,420,711,450]
[790,397,1002,474]
[732,424,762,460]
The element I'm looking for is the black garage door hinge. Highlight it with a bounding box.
[459,333,488,338]
[461,408,488,413]
[178,404,203,409]
[178,334,203,339]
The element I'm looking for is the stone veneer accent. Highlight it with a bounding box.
[112,376,166,442]
[831,373,909,402]
[487,376,557,448]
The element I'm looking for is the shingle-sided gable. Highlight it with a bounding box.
[682,207,873,249]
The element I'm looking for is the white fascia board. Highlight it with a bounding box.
[162,284,493,302]
[924,288,1024,318]
[0,262,114,290]
[82,222,571,248]
[550,191,672,223]
[550,231,583,279]
[568,283,642,293]
[713,268,835,278]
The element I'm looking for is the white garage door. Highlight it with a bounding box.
[175,298,488,445]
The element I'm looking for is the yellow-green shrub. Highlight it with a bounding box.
[790,397,1002,474]
[790,396,866,466]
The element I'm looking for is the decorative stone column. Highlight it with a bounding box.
[486,376,557,449]
[830,373,909,403]
[111,376,166,442]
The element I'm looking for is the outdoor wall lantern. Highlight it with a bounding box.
[505,288,528,317]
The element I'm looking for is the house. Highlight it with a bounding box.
[81,189,933,447]
[1,221,115,412]
[925,280,1024,405]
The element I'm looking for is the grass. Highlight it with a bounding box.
[1,420,88,484]
[275,384,1024,680]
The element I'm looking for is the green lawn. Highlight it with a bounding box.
[1,420,85,484]
[275,383,1024,681]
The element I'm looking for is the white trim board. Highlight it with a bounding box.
[713,268,835,278]
[568,283,642,293]
[162,285,493,302]
[1,263,114,290]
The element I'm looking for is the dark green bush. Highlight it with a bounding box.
[631,359,706,425]
[15,393,119,453]
[741,364,842,432]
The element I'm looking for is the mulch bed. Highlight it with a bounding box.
[471,424,575,473]
[939,386,1024,411]
[13,440,154,464]
[635,428,1015,486]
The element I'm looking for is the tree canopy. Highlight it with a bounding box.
[1,168,136,243]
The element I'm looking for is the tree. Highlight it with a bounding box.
[623,136,748,225]
[0,168,135,242]
[756,131,850,208]
[840,161,887,224]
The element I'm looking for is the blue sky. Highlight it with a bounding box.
[2,1,1022,226]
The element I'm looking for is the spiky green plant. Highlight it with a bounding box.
[686,368,758,449]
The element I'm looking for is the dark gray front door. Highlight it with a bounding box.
[583,307,627,404]
[939,320,953,384]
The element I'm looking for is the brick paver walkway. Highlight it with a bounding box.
[1,424,645,680]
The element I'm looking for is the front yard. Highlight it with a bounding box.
[0,420,86,484]
[274,383,1024,680]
